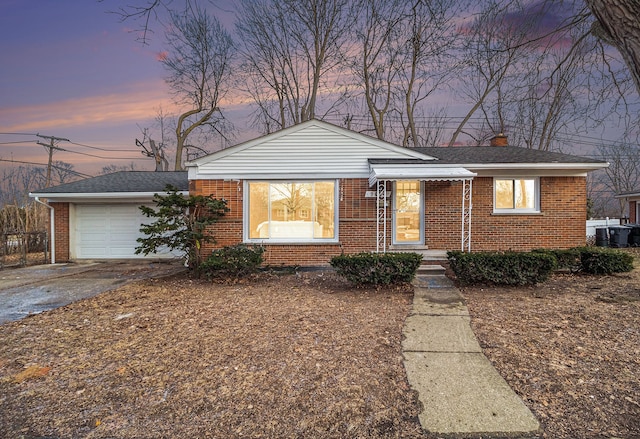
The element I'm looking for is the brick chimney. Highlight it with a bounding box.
[489,133,508,147]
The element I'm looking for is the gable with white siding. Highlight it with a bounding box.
[187,120,435,180]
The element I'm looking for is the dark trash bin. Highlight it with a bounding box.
[595,227,609,247]
[628,224,640,247]
[608,225,631,248]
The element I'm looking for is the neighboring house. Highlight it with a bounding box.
[31,120,608,266]
[615,190,640,223]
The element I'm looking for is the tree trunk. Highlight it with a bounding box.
[585,0,640,95]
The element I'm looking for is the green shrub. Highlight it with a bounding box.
[330,252,423,286]
[200,244,265,279]
[577,247,634,275]
[447,251,556,286]
[532,248,581,271]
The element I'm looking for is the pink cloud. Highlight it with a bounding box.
[0,80,177,133]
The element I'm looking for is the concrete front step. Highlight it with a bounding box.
[388,246,449,261]
[416,264,446,275]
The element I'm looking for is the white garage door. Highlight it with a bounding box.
[74,204,172,259]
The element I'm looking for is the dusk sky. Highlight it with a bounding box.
[0,1,636,180]
[0,0,183,175]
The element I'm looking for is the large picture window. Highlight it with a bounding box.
[494,178,539,213]
[247,181,336,241]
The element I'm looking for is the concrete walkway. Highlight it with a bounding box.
[403,269,540,437]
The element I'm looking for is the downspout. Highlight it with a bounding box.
[34,197,55,264]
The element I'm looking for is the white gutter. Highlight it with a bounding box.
[29,191,189,201]
[460,162,609,171]
[33,197,55,264]
[615,192,640,198]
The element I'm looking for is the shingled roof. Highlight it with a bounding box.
[372,146,605,165]
[31,171,188,195]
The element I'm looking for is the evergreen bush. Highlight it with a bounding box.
[577,247,634,275]
[532,248,581,271]
[447,251,556,286]
[330,252,423,286]
[200,244,265,279]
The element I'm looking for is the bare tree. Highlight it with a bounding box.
[494,3,601,151]
[136,127,169,172]
[348,0,405,140]
[162,3,235,170]
[50,161,78,185]
[100,163,138,175]
[448,0,535,146]
[399,0,459,147]
[595,139,640,216]
[235,0,355,131]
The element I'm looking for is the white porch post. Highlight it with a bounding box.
[376,179,387,253]
[461,179,473,252]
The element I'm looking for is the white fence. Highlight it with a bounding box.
[586,218,621,244]
[586,218,621,237]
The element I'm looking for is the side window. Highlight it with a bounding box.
[494,178,539,213]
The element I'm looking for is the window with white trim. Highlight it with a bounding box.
[246,181,337,241]
[494,178,539,213]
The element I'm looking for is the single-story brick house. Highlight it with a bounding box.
[31,120,608,265]
[615,190,640,223]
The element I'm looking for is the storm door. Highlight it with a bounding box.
[393,180,424,245]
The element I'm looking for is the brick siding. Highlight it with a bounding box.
[49,202,70,262]
[427,177,587,251]
[192,176,588,266]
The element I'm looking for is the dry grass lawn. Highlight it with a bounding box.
[0,272,423,439]
[1,250,639,438]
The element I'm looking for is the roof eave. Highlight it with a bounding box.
[29,191,189,201]
[463,162,609,171]
[615,192,640,199]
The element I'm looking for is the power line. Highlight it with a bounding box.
[36,134,69,188]
[55,147,142,160]
[0,132,39,136]
[67,140,139,153]
[0,158,93,179]
[0,132,140,153]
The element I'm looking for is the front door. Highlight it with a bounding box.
[393,180,423,245]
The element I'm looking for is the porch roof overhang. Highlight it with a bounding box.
[615,191,640,199]
[368,162,476,186]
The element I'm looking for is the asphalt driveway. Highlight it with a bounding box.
[0,261,185,324]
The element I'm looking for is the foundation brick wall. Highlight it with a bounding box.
[50,202,70,262]
[630,201,637,223]
[191,176,588,266]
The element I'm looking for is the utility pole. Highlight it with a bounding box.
[36,134,69,187]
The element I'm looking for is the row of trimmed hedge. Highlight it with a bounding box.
[447,251,556,286]
[196,244,634,287]
[199,247,423,285]
[448,247,634,286]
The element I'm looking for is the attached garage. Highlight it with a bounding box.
[72,203,160,259]
[30,171,188,262]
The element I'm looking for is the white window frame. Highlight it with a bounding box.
[244,180,339,243]
[493,177,540,214]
